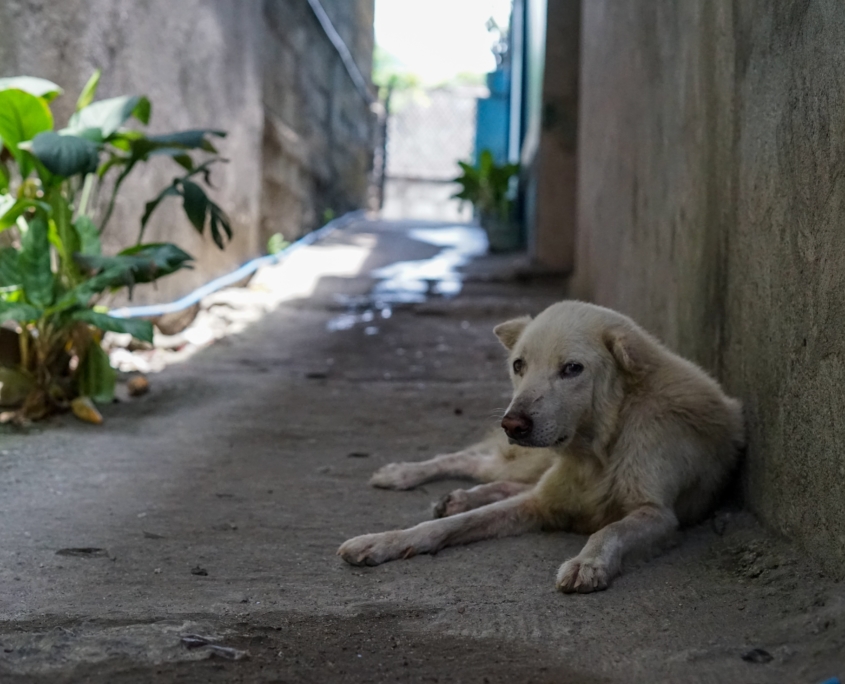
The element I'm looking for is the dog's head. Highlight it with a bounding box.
[494,301,645,449]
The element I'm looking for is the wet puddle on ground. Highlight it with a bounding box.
[326,225,487,334]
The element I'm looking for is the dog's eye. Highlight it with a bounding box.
[560,362,584,378]
[512,358,525,374]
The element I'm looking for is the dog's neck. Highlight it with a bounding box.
[584,370,629,467]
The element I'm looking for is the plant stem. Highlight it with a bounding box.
[18,327,30,372]
[99,181,120,234]
[77,173,94,218]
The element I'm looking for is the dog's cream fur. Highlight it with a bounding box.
[338,301,744,592]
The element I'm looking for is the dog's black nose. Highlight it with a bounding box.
[501,412,533,440]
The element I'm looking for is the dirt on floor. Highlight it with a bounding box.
[0,219,843,684]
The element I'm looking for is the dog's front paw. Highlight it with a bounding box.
[369,463,426,490]
[555,557,610,593]
[433,489,471,518]
[337,532,411,566]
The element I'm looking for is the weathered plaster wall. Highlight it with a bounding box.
[262,0,375,244]
[0,0,375,302]
[574,0,845,573]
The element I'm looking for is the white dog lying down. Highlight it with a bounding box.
[338,301,744,592]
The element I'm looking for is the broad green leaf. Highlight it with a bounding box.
[144,128,225,152]
[0,300,41,324]
[139,183,180,236]
[75,70,101,112]
[0,76,62,102]
[208,201,232,250]
[181,180,208,233]
[0,161,8,193]
[75,242,194,286]
[18,216,55,308]
[75,339,116,404]
[51,266,131,312]
[67,95,151,138]
[74,216,101,256]
[171,153,194,171]
[0,89,54,178]
[68,127,106,144]
[0,196,50,231]
[72,310,153,343]
[0,247,21,287]
[16,147,57,188]
[117,130,224,171]
[31,131,100,178]
[133,97,152,125]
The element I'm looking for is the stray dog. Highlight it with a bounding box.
[338,301,744,592]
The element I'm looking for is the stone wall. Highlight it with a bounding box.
[573,0,845,574]
[0,0,375,303]
[262,0,375,246]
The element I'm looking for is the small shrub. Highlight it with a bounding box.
[0,71,232,421]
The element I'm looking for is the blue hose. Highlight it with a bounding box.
[109,210,365,319]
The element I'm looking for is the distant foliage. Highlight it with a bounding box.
[452,149,518,221]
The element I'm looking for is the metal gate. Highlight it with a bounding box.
[375,85,484,222]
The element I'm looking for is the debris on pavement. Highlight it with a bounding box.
[190,565,208,576]
[180,633,250,660]
[55,547,110,558]
[347,451,370,458]
[741,647,773,664]
[126,375,150,397]
[70,396,103,424]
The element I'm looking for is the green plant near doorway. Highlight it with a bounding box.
[452,149,520,252]
[0,71,232,422]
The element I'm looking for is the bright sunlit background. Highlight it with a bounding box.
[374,0,512,85]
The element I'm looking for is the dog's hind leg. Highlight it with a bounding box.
[433,481,533,518]
[339,491,542,566]
[555,504,678,593]
[369,438,504,490]
[369,433,553,490]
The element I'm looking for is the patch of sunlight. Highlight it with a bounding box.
[105,234,377,374]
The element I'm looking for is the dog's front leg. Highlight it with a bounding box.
[556,505,678,593]
[338,492,541,566]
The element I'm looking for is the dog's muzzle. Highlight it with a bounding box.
[501,412,533,442]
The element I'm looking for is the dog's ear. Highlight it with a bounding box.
[603,328,642,376]
[493,316,531,350]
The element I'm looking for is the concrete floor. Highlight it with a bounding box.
[0,219,843,683]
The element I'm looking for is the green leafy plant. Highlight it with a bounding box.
[452,149,520,253]
[452,149,519,222]
[0,71,233,422]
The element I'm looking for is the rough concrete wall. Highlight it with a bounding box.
[0,0,265,304]
[574,2,734,371]
[725,1,845,571]
[574,0,845,574]
[320,0,375,79]
[0,0,376,301]
[531,0,580,271]
[262,0,375,243]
